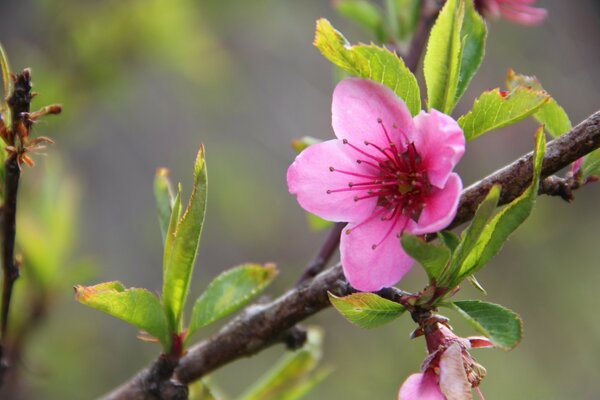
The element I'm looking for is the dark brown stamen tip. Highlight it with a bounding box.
[329,166,335,172]
[377,117,382,123]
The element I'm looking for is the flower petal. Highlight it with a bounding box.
[399,371,445,400]
[499,4,547,26]
[341,214,414,291]
[413,110,465,188]
[287,139,378,222]
[332,78,414,152]
[439,343,473,400]
[410,173,462,235]
[467,336,494,349]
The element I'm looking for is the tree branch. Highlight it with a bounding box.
[103,110,600,399]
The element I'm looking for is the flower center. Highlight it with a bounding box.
[326,118,431,249]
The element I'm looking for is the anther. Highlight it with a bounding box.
[326,190,332,194]
[371,244,377,250]
[342,139,348,144]
[377,117,382,123]
[345,229,352,235]
[329,166,335,172]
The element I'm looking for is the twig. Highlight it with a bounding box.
[296,222,345,285]
[102,110,600,400]
[0,69,33,385]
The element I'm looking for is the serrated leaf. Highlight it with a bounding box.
[75,281,170,349]
[328,292,405,328]
[306,212,334,232]
[424,0,463,114]
[314,18,421,115]
[441,185,501,286]
[458,88,549,141]
[449,300,522,350]
[291,136,322,154]
[237,327,330,400]
[188,263,278,337]
[455,0,487,104]
[154,168,175,244]
[582,148,600,179]
[455,127,545,282]
[506,69,572,138]
[401,234,450,282]
[163,146,208,332]
[334,0,386,42]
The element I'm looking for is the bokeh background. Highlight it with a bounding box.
[0,0,599,398]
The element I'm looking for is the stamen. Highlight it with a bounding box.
[364,141,400,168]
[372,209,403,250]
[345,207,389,235]
[342,139,383,163]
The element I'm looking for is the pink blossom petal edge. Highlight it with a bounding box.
[399,371,445,400]
[341,215,414,292]
[287,139,378,223]
[408,173,462,235]
[332,78,415,151]
[413,110,465,189]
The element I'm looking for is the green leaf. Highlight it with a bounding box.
[314,18,421,115]
[441,185,501,286]
[0,43,13,130]
[455,127,546,282]
[438,230,460,252]
[424,0,463,114]
[393,0,421,41]
[401,234,450,281]
[334,0,386,42]
[154,168,176,244]
[458,88,549,141]
[328,292,405,328]
[582,148,600,179]
[237,327,331,400]
[455,0,487,104]
[448,300,522,350]
[306,213,334,232]
[188,263,278,337]
[163,146,208,332]
[506,69,572,138]
[291,136,322,154]
[75,281,170,349]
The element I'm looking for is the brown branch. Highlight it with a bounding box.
[404,0,443,72]
[103,111,600,399]
[295,221,345,285]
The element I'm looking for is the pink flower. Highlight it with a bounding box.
[287,78,464,291]
[474,0,548,26]
[399,323,492,400]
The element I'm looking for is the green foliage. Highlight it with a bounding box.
[163,146,208,332]
[306,213,335,232]
[424,0,487,114]
[448,300,522,350]
[291,136,322,154]
[453,128,546,285]
[188,263,278,339]
[154,168,176,244]
[0,42,12,131]
[75,281,171,349]
[401,234,451,282]
[458,88,549,141]
[237,327,331,400]
[391,0,421,41]
[328,292,405,328]
[582,149,600,179]
[314,18,421,115]
[506,69,572,138]
[334,0,386,42]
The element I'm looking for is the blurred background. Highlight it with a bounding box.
[0,0,599,398]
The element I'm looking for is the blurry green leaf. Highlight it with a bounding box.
[189,377,227,400]
[334,0,386,42]
[424,0,463,114]
[329,292,405,328]
[0,42,13,130]
[291,136,322,154]
[306,213,334,232]
[401,234,450,281]
[455,127,545,282]
[163,146,208,332]
[466,275,487,295]
[393,0,421,41]
[455,0,487,105]
[442,185,501,286]
[448,300,522,350]
[314,18,421,115]
[154,168,176,244]
[506,69,572,138]
[188,263,277,338]
[75,281,170,349]
[237,327,331,400]
[458,88,549,140]
[582,149,600,179]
